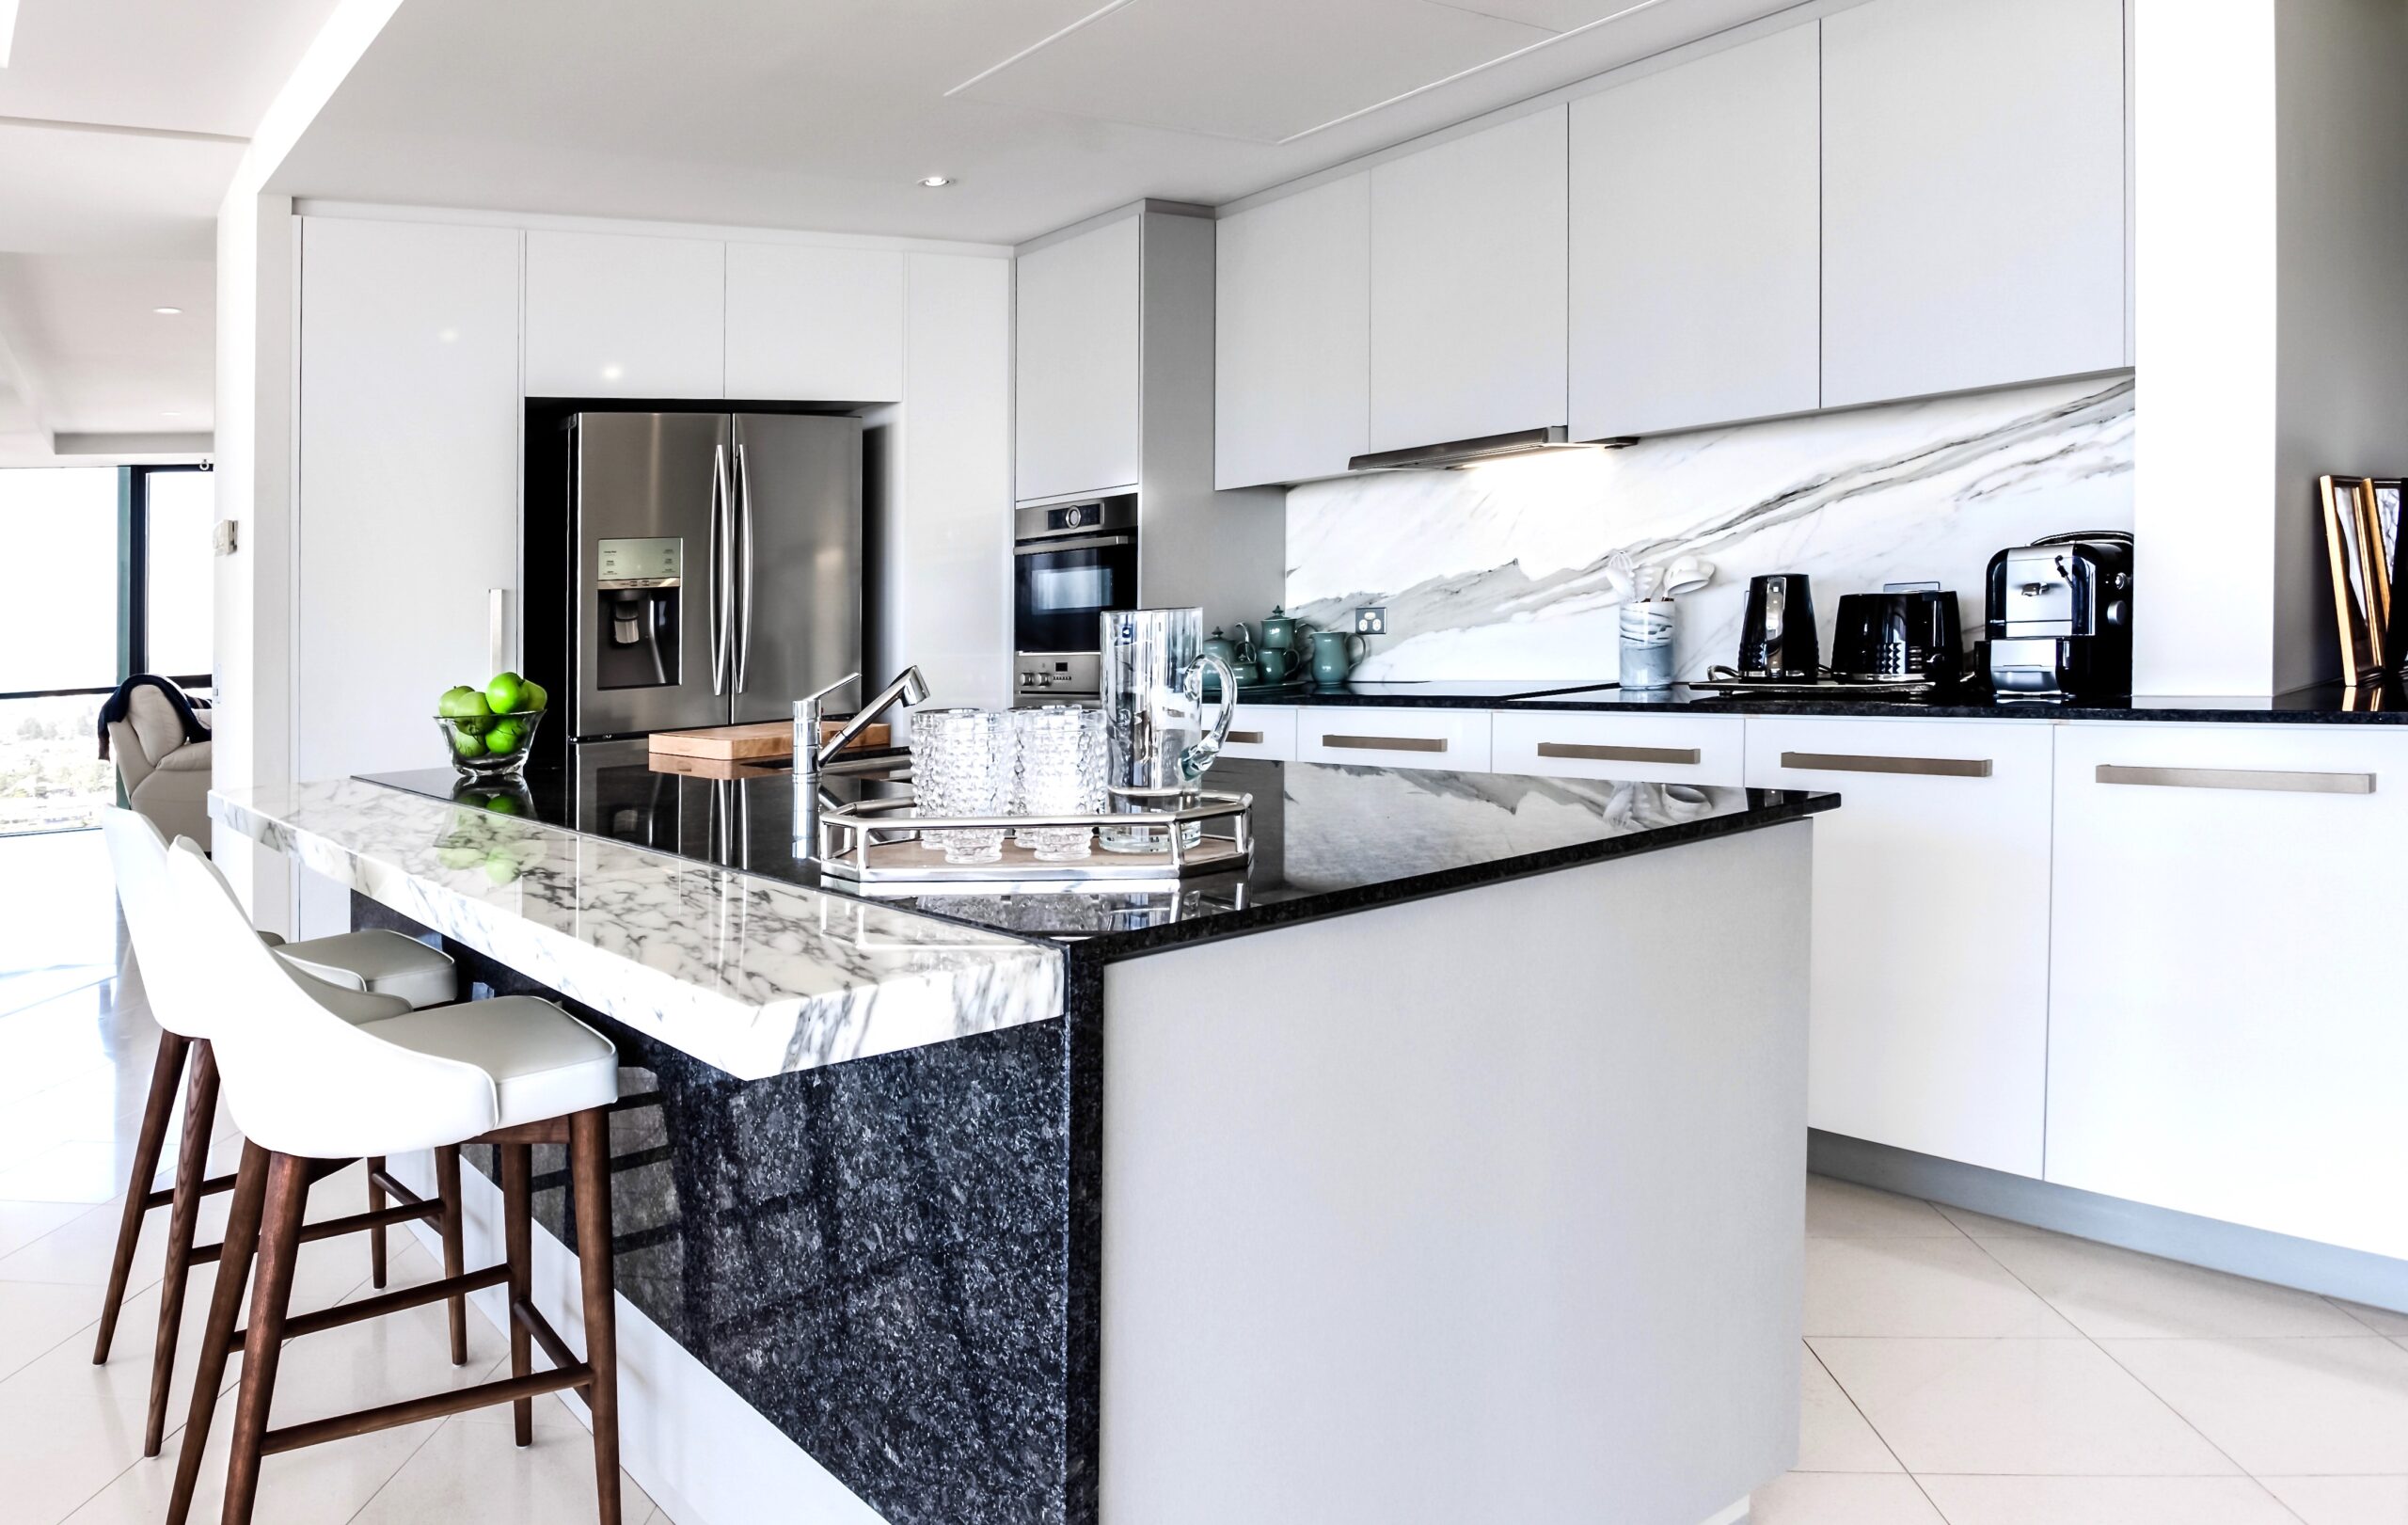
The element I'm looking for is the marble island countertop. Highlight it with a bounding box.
[209,779,1065,1081]
[356,754,1838,958]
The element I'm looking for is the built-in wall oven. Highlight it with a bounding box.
[1013,495,1135,705]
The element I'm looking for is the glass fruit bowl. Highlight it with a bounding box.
[436,709,543,780]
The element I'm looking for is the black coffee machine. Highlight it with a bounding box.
[1984,532,2134,701]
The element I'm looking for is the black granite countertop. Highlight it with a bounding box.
[1240,675,2408,723]
[357,755,1836,961]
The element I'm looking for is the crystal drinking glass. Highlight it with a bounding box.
[932,709,1007,865]
[909,707,973,852]
[1013,706,1105,861]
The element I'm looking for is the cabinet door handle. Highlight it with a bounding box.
[1537,741,1702,766]
[1780,751,1992,779]
[1323,734,1448,754]
[1228,730,1265,745]
[2096,764,2376,795]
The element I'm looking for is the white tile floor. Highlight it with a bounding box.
[0,832,659,1525]
[10,829,2408,1524]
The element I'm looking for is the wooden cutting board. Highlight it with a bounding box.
[647,720,890,762]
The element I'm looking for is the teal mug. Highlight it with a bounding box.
[1309,629,1368,685]
[1256,646,1299,684]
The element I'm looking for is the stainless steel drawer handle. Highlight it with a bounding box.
[1781,751,1992,779]
[1228,731,1265,745]
[1538,741,1702,766]
[2096,764,2376,796]
[1323,734,1448,754]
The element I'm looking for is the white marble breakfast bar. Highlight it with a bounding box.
[210,765,1836,1525]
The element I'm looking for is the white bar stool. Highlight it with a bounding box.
[96,808,467,1457]
[163,838,626,1525]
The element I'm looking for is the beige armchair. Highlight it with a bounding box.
[108,684,213,844]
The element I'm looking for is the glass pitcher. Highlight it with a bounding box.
[1098,608,1236,853]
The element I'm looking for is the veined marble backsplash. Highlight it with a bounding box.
[1286,375,2134,683]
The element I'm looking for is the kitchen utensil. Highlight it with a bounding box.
[1830,585,1963,683]
[931,709,1008,864]
[1984,532,2133,701]
[437,710,543,782]
[1256,645,1299,684]
[1309,628,1368,685]
[1658,555,1715,598]
[647,720,889,762]
[1735,573,1819,680]
[1259,606,1305,653]
[1200,625,1253,698]
[1012,706,1106,861]
[1099,608,1237,853]
[909,707,976,851]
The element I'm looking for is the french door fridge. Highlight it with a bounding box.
[567,411,862,741]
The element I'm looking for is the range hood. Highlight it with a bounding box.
[1347,426,1636,472]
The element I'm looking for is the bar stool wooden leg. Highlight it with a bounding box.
[168,1140,269,1525]
[570,1108,623,1525]
[435,1145,467,1365]
[93,1031,189,1363]
[144,1037,219,1455]
[365,1154,389,1289]
[223,1151,310,1525]
[501,1142,535,1446]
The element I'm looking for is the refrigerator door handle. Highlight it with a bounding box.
[735,438,754,691]
[708,442,732,696]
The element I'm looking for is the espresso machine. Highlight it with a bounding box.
[1984,532,2133,701]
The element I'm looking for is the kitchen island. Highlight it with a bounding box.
[213,758,1834,1525]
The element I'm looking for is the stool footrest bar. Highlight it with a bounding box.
[510,1296,580,1374]
[260,1364,593,1455]
[235,1263,509,1345]
[143,1170,237,1211]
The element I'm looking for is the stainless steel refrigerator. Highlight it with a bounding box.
[565,411,861,740]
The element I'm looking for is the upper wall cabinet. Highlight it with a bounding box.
[524,230,724,399]
[1017,215,1142,501]
[1215,174,1370,489]
[1822,0,2127,407]
[1570,24,1820,440]
[1370,106,1568,453]
[725,243,905,403]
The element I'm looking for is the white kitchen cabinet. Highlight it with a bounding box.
[1016,215,1142,501]
[1296,707,1491,773]
[1821,0,2126,406]
[725,243,905,403]
[2048,723,2408,1258]
[1215,174,1370,488]
[1569,23,1820,440]
[1369,106,1568,452]
[896,253,1013,713]
[1745,715,2055,1177]
[296,216,523,933]
[1217,705,1299,762]
[1494,709,1746,787]
[524,230,725,399]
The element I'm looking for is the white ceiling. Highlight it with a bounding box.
[274,0,1809,245]
[0,0,344,467]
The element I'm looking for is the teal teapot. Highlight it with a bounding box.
[1199,625,1257,696]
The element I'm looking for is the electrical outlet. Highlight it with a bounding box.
[1354,606,1386,636]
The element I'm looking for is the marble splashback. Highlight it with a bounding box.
[1286,376,2134,683]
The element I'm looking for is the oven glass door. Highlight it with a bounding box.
[1015,534,1135,652]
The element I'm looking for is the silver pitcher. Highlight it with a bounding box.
[1099,608,1236,853]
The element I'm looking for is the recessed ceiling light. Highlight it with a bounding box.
[600,364,625,381]
[917,175,955,189]
[153,306,184,316]
[162,411,182,419]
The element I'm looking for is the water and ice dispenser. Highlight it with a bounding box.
[594,536,682,690]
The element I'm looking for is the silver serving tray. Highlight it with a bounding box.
[816,789,1254,886]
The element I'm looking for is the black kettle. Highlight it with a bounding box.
[1736,573,1819,679]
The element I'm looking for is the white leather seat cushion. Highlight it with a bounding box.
[356,996,619,1130]
[277,930,457,1009]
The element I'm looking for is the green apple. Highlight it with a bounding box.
[484,719,524,755]
[439,685,491,723]
[483,851,520,885]
[482,794,520,815]
[517,679,548,713]
[485,671,527,715]
[450,727,486,759]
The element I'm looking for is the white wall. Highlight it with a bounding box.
[2134,0,2408,696]
[2272,0,2408,693]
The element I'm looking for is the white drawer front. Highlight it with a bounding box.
[1493,709,1745,786]
[1296,707,1492,772]
[1218,705,1298,762]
